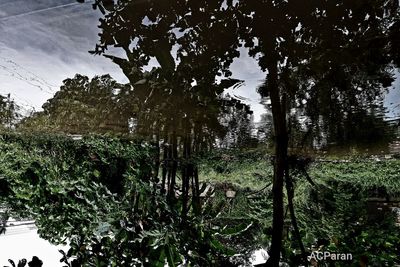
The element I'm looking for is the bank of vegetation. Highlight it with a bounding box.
[0,133,399,266]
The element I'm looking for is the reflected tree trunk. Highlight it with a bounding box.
[285,163,307,265]
[264,56,288,267]
[167,131,178,203]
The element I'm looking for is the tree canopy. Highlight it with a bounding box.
[19,74,135,134]
[0,94,21,130]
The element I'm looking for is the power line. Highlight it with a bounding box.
[0,1,95,22]
[0,56,58,89]
[0,65,55,95]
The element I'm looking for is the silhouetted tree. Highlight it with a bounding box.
[79,0,400,265]
[76,0,254,220]
[241,1,399,264]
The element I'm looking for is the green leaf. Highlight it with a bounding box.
[93,169,101,178]
[218,222,253,236]
[166,245,177,267]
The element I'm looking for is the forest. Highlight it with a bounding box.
[0,0,400,266]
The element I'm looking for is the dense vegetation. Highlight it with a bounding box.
[200,149,400,266]
[0,134,256,266]
[0,134,399,266]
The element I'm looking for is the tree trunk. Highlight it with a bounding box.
[192,165,200,214]
[181,132,190,217]
[285,164,307,265]
[167,132,178,203]
[265,59,288,267]
[161,141,168,195]
[154,134,160,180]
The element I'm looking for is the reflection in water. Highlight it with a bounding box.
[0,0,399,266]
[0,218,68,266]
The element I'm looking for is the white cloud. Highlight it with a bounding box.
[226,47,267,122]
[0,0,127,111]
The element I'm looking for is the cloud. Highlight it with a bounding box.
[227,48,267,121]
[0,0,127,112]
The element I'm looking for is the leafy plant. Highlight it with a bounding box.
[0,133,237,266]
[5,257,42,267]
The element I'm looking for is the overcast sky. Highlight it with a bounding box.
[0,0,398,122]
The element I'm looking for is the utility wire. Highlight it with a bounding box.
[0,1,95,22]
[0,65,54,95]
[0,56,58,89]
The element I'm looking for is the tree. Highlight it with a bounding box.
[19,74,135,134]
[0,94,21,130]
[262,99,397,152]
[79,0,399,265]
[218,96,256,148]
[77,0,253,222]
[239,1,399,264]
[319,105,396,152]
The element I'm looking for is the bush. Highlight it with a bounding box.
[0,133,236,266]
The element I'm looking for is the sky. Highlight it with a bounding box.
[0,0,267,121]
[0,0,398,123]
[0,223,67,267]
[0,0,128,113]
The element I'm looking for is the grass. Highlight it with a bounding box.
[310,159,400,196]
[197,148,400,265]
[199,148,400,195]
[199,159,272,190]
